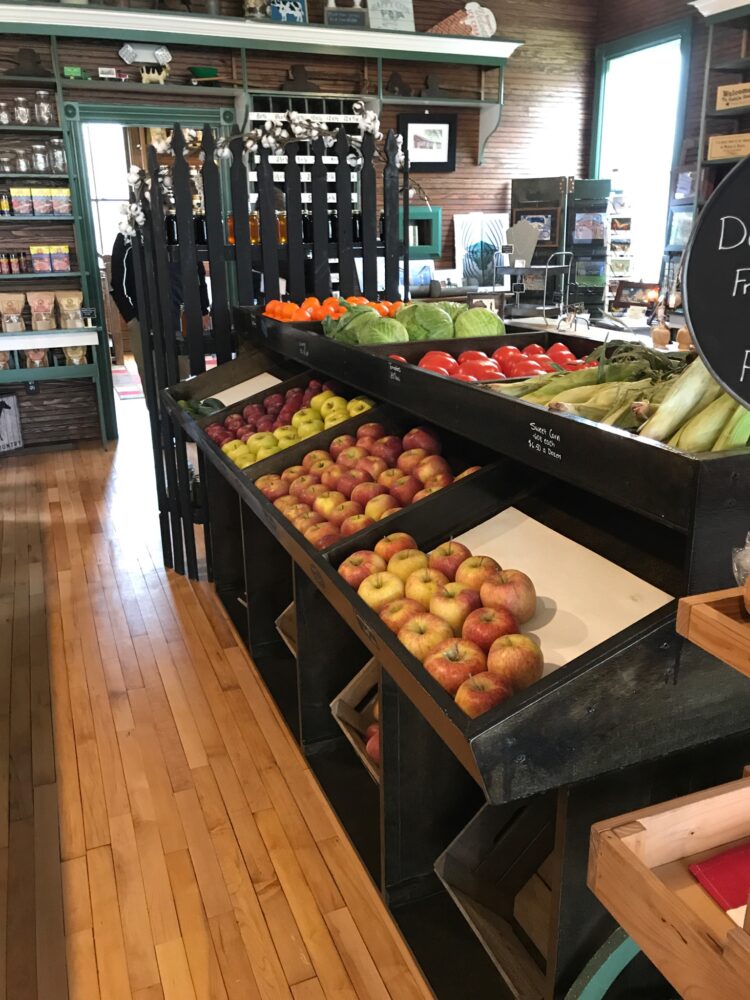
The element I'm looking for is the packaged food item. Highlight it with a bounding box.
[28,291,56,330]
[8,252,20,275]
[0,292,26,332]
[49,245,70,272]
[30,246,51,273]
[51,188,72,215]
[0,352,10,370]
[31,187,53,216]
[24,348,47,368]
[0,253,9,275]
[9,187,32,215]
[63,345,87,366]
[55,290,83,329]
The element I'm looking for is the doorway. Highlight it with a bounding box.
[591,22,691,284]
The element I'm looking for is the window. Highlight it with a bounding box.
[82,123,130,257]
[591,22,692,285]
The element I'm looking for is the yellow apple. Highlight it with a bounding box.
[221,439,244,454]
[320,396,349,419]
[324,411,350,429]
[292,407,318,428]
[256,444,282,460]
[297,418,324,439]
[310,389,335,412]
[273,424,298,443]
[235,455,255,469]
[246,431,277,455]
[347,397,375,416]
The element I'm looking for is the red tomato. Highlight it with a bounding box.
[458,350,489,363]
[548,342,576,360]
[458,360,501,380]
[507,360,544,378]
[522,344,546,357]
[420,351,458,374]
[493,345,521,362]
[388,355,408,363]
[453,372,478,382]
[420,362,450,376]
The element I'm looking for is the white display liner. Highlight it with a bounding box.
[209,372,281,408]
[455,508,673,676]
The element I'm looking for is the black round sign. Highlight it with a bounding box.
[683,155,750,408]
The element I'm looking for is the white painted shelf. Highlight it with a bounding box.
[0,328,99,350]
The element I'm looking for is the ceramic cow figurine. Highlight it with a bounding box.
[274,0,305,21]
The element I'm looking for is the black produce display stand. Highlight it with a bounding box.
[163,320,750,1000]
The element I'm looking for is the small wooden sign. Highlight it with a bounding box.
[367,0,414,32]
[707,133,750,161]
[716,82,750,111]
[324,6,369,27]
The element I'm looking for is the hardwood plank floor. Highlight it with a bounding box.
[0,399,432,1000]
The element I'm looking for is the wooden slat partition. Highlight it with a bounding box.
[382,130,400,302]
[229,135,254,306]
[257,146,280,302]
[284,142,306,302]
[310,138,332,300]
[201,125,232,365]
[172,125,206,377]
[146,146,180,388]
[334,129,356,297]
[360,132,378,301]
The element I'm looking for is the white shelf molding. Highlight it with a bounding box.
[0,329,99,350]
[0,3,523,65]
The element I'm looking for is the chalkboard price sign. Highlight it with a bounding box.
[683,155,750,407]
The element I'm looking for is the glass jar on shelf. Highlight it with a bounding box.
[0,190,10,215]
[13,148,30,173]
[30,143,49,173]
[276,210,288,245]
[0,153,13,174]
[47,138,67,174]
[34,91,54,126]
[249,211,260,245]
[13,96,31,125]
[0,101,10,126]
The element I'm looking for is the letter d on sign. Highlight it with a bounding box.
[719,215,748,250]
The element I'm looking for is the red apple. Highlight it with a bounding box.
[290,474,321,502]
[397,613,453,662]
[338,550,386,588]
[293,510,325,533]
[321,464,346,490]
[455,672,512,718]
[357,436,377,453]
[379,597,424,634]
[328,500,363,527]
[281,465,306,484]
[233,424,252,439]
[274,495,298,514]
[424,638,486,694]
[413,486,442,502]
[340,513,375,537]
[357,455,388,480]
[405,567,450,609]
[256,416,274,433]
[425,472,454,490]
[378,468,403,489]
[365,728,380,765]
[339,469,374,499]
[389,475,422,507]
[455,465,482,481]
[337,446,369,470]
[302,449,331,471]
[365,494,400,521]
[371,436,403,465]
[308,458,334,479]
[239,427,257,442]
[224,413,244,430]
[487,634,544,692]
[263,392,284,412]
[305,522,340,550]
[243,403,264,423]
[397,448,428,475]
[374,533,418,562]
[300,482,327,508]
[455,555,502,590]
[350,481,386,507]
[386,548,428,583]
[380,506,403,519]
[255,474,289,501]
[428,541,472,580]
[480,570,537,624]
[415,455,451,485]
[283,502,311,521]
[429,582,482,634]
[462,607,518,653]
[357,422,386,441]
[402,426,441,455]
[358,571,405,612]
[312,490,346,519]
[330,434,356,459]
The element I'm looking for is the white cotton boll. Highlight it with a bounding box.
[264,120,273,131]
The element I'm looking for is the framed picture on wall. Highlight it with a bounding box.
[667,206,694,249]
[511,208,559,247]
[397,114,457,173]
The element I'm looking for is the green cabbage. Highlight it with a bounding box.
[323,305,379,344]
[454,308,505,338]
[398,303,454,342]
[437,301,468,321]
[356,317,409,345]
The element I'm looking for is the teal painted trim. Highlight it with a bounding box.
[70,102,230,126]
[0,272,81,281]
[398,205,442,258]
[590,17,694,177]
[564,929,640,1000]
[0,16,515,67]
[0,362,98,383]
[478,70,504,165]
[704,3,750,23]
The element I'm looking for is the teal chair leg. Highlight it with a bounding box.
[565,928,640,1000]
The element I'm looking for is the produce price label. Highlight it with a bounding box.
[684,155,750,407]
[528,421,561,461]
[388,361,402,382]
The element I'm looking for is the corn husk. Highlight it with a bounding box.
[639,359,718,442]
[712,402,750,451]
[548,402,612,421]
[672,392,737,452]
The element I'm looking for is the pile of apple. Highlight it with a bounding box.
[338,532,543,718]
[254,422,481,550]
[203,378,375,469]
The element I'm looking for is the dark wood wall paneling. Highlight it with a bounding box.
[3,380,100,444]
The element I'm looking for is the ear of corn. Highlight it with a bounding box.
[712,402,750,451]
[639,359,717,442]
[671,393,737,452]
[548,402,613,421]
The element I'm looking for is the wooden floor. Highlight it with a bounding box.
[0,399,432,1000]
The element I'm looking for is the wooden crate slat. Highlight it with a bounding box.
[201,125,232,365]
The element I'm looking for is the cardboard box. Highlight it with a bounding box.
[716,82,750,111]
[330,658,380,783]
[707,132,750,161]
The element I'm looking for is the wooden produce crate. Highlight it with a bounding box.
[677,587,750,678]
[330,658,380,784]
[589,771,750,1000]
[275,601,297,657]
